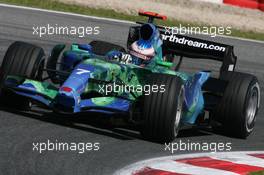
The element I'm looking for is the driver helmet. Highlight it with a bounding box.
[129,23,158,67]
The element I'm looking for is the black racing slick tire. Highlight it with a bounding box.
[0,41,45,84]
[89,40,126,56]
[0,41,45,108]
[212,71,260,138]
[141,74,184,143]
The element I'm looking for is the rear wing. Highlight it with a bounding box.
[128,11,237,74]
[160,29,237,72]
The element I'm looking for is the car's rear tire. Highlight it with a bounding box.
[89,40,126,56]
[212,71,260,138]
[141,74,184,143]
[0,41,45,109]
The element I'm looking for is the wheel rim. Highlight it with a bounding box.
[174,86,184,136]
[246,83,259,132]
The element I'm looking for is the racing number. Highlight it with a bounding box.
[76,68,90,75]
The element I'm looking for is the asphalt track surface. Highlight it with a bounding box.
[0,4,263,175]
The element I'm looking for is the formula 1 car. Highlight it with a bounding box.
[0,11,260,142]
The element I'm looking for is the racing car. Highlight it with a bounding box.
[0,11,260,143]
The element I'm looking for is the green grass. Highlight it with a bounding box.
[250,171,264,175]
[1,0,264,41]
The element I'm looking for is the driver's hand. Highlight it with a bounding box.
[120,54,132,64]
[106,50,122,61]
[106,51,132,64]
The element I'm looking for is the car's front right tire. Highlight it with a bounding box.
[0,41,45,109]
[141,74,184,143]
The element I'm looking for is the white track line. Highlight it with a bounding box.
[0,3,263,44]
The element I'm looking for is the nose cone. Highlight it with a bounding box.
[54,64,94,112]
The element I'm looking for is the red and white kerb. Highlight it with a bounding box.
[115,151,264,175]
